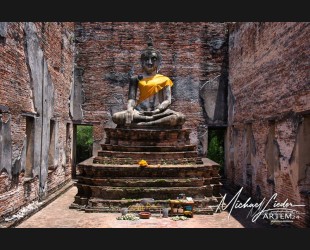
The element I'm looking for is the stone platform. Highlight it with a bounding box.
[70,127,223,214]
[94,127,202,165]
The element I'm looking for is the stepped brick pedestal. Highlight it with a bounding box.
[70,127,223,214]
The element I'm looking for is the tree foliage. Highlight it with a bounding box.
[76,125,93,164]
[207,129,225,175]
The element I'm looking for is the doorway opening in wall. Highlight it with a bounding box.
[207,127,226,176]
[72,124,93,178]
[76,125,93,164]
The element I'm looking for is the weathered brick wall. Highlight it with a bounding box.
[227,22,310,227]
[1,22,309,228]
[0,22,74,220]
[74,22,229,156]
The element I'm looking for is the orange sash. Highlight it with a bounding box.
[137,74,173,104]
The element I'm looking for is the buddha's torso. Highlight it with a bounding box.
[135,88,166,111]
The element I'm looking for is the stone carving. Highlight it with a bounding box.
[112,37,185,128]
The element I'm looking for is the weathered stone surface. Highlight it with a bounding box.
[0,22,74,219]
[77,159,212,178]
[0,114,12,177]
[70,67,84,121]
[71,157,220,213]
[94,127,202,165]
[74,22,229,155]
[228,22,309,123]
[2,22,308,227]
[105,127,191,146]
[25,22,55,194]
[85,185,211,200]
[93,156,201,165]
[76,177,205,187]
[101,144,196,152]
[70,197,216,214]
[0,22,7,44]
[226,22,310,228]
[97,151,198,160]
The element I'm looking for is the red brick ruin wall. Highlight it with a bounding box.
[227,22,310,227]
[1,22,309,227]
[0,22,74,219]
[74,22,228,155]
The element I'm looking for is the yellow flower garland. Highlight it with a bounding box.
[138,159,148,167]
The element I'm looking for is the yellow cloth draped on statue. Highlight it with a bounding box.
[137,74,173,104]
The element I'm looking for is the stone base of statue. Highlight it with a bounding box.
[70,126,223,214]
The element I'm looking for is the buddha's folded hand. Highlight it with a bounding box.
[125,109,134,124]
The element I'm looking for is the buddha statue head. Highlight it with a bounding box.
[140,36,162,76]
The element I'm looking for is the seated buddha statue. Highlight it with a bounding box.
[112,38,185,128]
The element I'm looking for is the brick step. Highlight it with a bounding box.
[76,176,206,187]
[211,183,223,196]
[75,184,213,200]
[71,157,222,213]
[105,127,191,146]
[101,144,196,152]
[97,150,198,159]
[77,159,212,178]
[93,156,202,165]
[70,197,218,215]
[113,140,190,147]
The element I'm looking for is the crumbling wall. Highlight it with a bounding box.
[0,22,74,220]
[74,22,229,156]
[227,22,310,227]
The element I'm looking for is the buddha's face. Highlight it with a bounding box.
[141,51,160,75]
